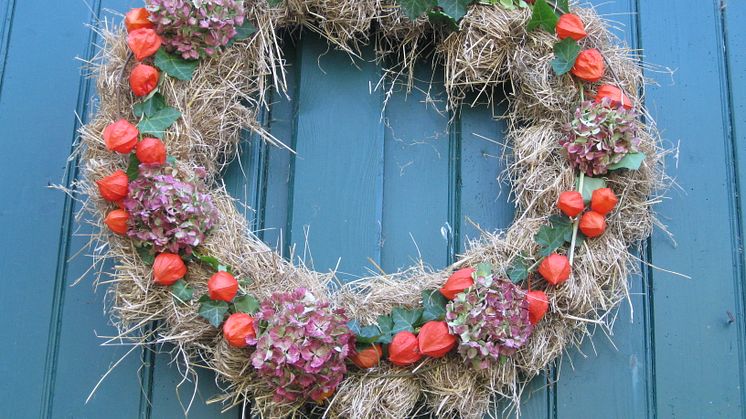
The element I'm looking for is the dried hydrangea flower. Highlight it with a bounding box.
[250,288,353,403]
[122,164,218,254]
[445,268,534,369]
[145,0,245,59]
[560,98,640,176]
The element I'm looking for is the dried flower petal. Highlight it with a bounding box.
[152,252,186,285]
[103,119,139,154]
[445,268,533,368]
[125,8,154,32]
[129,64,159,97]
[560,99,640,176]
[538,253,571,286]
[104,209,129,235]
[136,137,167,165]
[440,267,475,300]
[122,165,218,254]
[208,271,238,301]
[96,170,129,202]
[223,313,255,348]
[251,288,352,403]
[145,0,245,59]
[418,321,456,358]
[389,331,421,366]
[579,211,606,237]
[591,187,618,215]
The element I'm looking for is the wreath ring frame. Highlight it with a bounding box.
[80,2,664,418]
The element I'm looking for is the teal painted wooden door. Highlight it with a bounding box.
[1,0,745,418]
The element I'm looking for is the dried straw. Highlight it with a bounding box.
[77,1,667,418]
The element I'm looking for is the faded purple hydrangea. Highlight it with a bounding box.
[250,288,353,403]
[122,164,218,254]
[445,267,533,369]
[560,98,641,176]
[145,0,245,59]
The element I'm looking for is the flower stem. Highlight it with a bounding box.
[568,171,584,264]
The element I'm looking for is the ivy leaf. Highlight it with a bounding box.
[576,176,607,203]
[135,244,155,266]
[375,314,394,344]
[193,253,233,274]
[233,294,260,314]
[527,0,559,32]
[556,0,569,13]
[126,153,141,181]
[233,21,256,41]
[551,38,581,75]
[137,107,181,139]
[475,262,492,278]
[535,223,570,257]
[427,10,459,31]
[507,258,529,283]
[154,48,198,81]
[391,307,423,333]
[133,93,166,118]
[349,319,383,344]
[267,0,284,6]
[226,21,257,47]
[437,0,471,21]
[171,279,193,304]
[198,299,229,327]
[398,0,437,20]
[608,152,646,171]
[420,289,448,323]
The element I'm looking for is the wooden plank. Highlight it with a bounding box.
[640,0,744,416]
[458,92,512,251]
[554,1,653,418]
[379,58,450,272]
[45,1,149,417]
[287,34,384,279]
[259,37,297,254]
[0,0,144,416]
[725,2,746,416]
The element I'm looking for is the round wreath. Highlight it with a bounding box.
[80,1,665,418]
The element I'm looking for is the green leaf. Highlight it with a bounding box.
[474,262,492,279]
[171,279,193,304]
[391,307,423,334]
[232,21,256,41]
[527,0,559,32]
[349,320,383,344]
[135,244,155,266]
[420,289,448,323]
[397,0,437,20]
[608,152,646,171]
[267,0,284,5]
[576,176,607,203]
[437,0,471,21]
[137,107,181,139]
[193,253,233,274]
[133,93,166,118]
[427,10,459,31]
[375,315,394,344]
[507,258,529,283]
[551,38,581,75]
[198,299,229,327]
[233,294,260,314]
[126,153,141,181]
[154,48,198,81]
[556,0,569,13]
[535,223,571,257]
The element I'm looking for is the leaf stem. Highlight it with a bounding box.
[568,171,584,264]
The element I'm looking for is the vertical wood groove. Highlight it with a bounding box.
[283,37,303,259]
[717,0,746,414]
[39,1,102,417]
[633,0,658,417]
[0,0,15,98]
[448,112,462,264]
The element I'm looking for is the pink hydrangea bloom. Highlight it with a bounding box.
[122,164,218,254]
[250,288,353,403]
[560,98,641,176]
[145,0,245,59]
[445,270,533,369]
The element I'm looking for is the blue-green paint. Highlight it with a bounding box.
[2,1,745,417]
